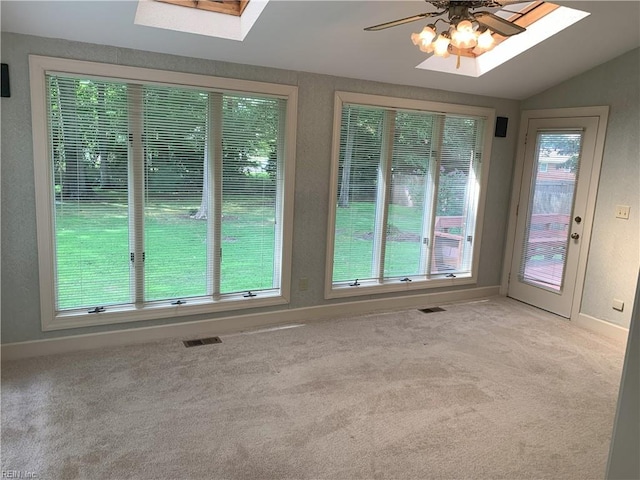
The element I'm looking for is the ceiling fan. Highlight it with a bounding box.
[364,0,534,63]
[365,1,530,37]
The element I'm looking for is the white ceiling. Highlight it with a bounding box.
[2,1,639,99]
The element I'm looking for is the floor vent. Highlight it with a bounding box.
[418,307,445,314]
[183,337,222,348]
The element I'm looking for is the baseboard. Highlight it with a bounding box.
[0,286,500,360]
[575,313,630,343]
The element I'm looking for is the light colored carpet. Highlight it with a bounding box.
[1,297,625,480]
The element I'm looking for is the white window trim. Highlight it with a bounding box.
[29,55,298,331]
[324,91,495,300]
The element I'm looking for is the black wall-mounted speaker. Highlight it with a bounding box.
[1,64,9,98]
[495,116,508,137]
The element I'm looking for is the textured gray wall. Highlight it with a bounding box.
[606,270,639,479]
[522,48,640,329]
[1,33,520,343]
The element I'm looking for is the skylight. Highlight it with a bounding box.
[416,2,590,77]
[156,0,250,17]
[134,0,269,41]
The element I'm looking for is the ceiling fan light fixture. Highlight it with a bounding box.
[405,2,527,64]
[373,0,561,70]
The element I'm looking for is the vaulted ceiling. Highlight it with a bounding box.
[2,1,639,99]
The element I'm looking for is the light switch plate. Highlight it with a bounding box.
[615,205,630,219]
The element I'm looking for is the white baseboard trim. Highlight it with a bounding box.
[1,286,500,361]
[575,313,630,343]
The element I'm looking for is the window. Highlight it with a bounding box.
[30,56,297,330]
[325,92,494,298]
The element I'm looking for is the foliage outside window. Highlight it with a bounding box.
[326,92,494,298]
[30,56,296,330]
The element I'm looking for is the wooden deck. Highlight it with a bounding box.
[432,213,571,279]
[524,213,570,261]
[522,257,566,291]
[432,216,464,273]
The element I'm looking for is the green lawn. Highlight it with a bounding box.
[55,198,430,310]
[333,201,425,282]
[55,196,276,310]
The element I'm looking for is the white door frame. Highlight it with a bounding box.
[501,106,609,321]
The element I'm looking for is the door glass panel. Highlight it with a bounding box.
[519,131,583,292]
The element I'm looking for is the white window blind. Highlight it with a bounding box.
[333,105,384,283]
[518,130,582,291]
[385,110,438,279]
[48,76,131,310]
[432,115,484,275]
[142,85,209,301]
[44,71,288,314]
[331,100,487,289]
[220,94,285,295]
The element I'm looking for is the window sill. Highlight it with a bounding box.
[43,292,289,331]
[325,275,476,300]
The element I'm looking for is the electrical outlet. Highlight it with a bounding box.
[615,205,630,219]
[299,277,308,291]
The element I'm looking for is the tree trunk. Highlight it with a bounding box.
[97,83,109,189]
[338,112,356,208]
[192,142,209,220]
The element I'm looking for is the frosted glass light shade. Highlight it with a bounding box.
[477,29,496,51]
[411,26,437,48]
[433,34,451,57]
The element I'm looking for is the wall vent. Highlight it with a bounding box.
[183,337,222,347]
[418,307,445,313]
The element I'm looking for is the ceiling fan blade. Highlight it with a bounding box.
[474,11,526,37]
[494,0,534,5]
[364,12,440,31]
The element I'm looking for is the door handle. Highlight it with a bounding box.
[571,233,580,240]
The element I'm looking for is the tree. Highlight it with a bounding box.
[49,76,130,200]
[56,77,90,200]
[337,106,384,207]
[391,110,434,175]
[143,86,207,197]
[539,132,582,173]
[192,144,210,220]
[192,94,280,219]
[338,110,356,207]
